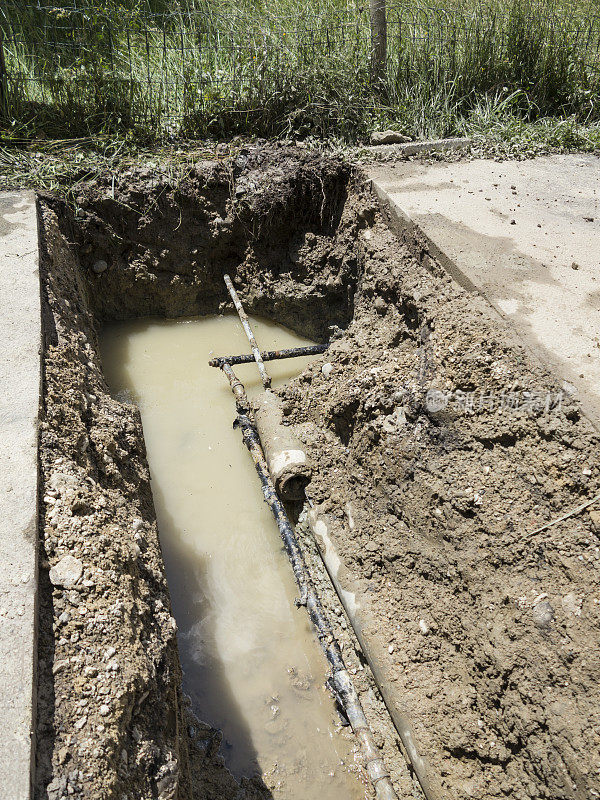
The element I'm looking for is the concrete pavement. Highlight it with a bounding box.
[368,155,600,424]
[0,192,40,800]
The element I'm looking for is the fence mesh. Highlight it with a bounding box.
[1,2,600,139]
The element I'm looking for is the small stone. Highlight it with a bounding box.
[370,130,411,145]
[99,704,110,716]
[582,467,592,476]
[382,407,407,434]
[52,659,69,675]
[532,599,554,628]
[374,296,387,314]
[66,591,80,606]
[588,509,600,532]
[571,262,580,270]
[156,771,178,797]
[49,555,83,589]
[321,363,333,378]
[74,716,87,730]
[561,592,582,616]
[388,644,394,654]
[49,472,78,494]
[92,259,108,275]
[419,619,430,635]
[510,219,516,225]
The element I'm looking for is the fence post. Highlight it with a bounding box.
[369,0,387,83]
[0,27,8,119]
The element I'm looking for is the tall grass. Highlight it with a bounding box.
[1,0,599,142]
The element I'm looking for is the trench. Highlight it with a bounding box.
[38,147,600,800]
[99,313,364,799]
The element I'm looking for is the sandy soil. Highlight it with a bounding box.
[37,146,600,800]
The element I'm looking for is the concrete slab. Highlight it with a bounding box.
[368,155,600,424]
[366,136,471,157]
[0,192,40,800]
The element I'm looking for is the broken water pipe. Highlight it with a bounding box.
[212,276,399,800]
[212,275,441,800]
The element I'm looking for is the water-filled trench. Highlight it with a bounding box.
[100,314,364,799]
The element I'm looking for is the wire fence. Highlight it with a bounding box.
[1,2,600,139]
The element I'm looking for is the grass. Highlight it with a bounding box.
[0,0,599,150]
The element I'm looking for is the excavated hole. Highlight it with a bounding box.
[35,147,600,800]
[35,151,379,800]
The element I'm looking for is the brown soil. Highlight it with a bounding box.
[37,146,600,800]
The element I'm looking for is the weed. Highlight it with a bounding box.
[1,0,599,144]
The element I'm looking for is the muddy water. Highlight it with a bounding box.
[101,315,363,799]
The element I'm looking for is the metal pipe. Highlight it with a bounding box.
[220,365,398,800]
[221,361,250,412]
[225,360,440,799]
[223,273,271,388]
[209,343,328,369]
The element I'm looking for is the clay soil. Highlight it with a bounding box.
[37,146,600,800]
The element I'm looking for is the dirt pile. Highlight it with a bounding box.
[37,204,195,800]
[282,216,600,799]
[37,146,600,800]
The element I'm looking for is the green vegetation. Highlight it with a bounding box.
[1,0,599,148]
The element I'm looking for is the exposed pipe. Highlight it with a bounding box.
[223,273,271,389]
[209,343,328,368]
[222,334,440,798]
[218,362,399,800]
[252,390,312,502]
